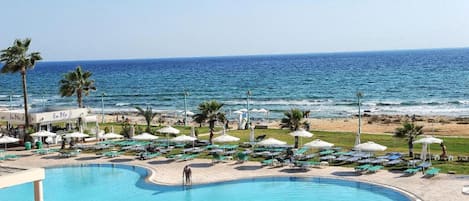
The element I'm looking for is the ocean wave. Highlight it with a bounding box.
[115,102,131,107]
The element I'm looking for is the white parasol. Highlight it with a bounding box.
[102,133,124,139]
[132,132,158,140]
[354,141,387,152]
[213,134,240,143]
[64,132,89,138]
[0,135,19,150]
[157,126,180,134]
[413,136,443,162]
[171,135,197,142]
[304,139,334,149]
[257,138,287,147]
[289,129,313,138]
[30,130,56,137]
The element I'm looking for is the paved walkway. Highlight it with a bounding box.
[2,150,468,201]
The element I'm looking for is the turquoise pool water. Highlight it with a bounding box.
[0,164,411,201]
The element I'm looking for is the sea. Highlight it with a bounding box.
[0,48,469,119]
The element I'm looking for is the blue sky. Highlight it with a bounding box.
[1,0,469,61]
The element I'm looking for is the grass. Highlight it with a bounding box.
[77,123,469,174]
[199,128,469,174]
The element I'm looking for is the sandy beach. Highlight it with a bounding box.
[3,151,468,201]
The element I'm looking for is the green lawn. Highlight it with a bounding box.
[199,128,469,174]
[84,123,469,174]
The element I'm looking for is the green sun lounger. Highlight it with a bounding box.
[404,167,421,175]
[237,152,249,162]
[425,168,441,176]
[366,165,383,173]
[355,164,372,172]
[319,150,334,156]
[5,154,18,160]
[295,161,320,169]
[261,159,278,166]
[212,153,227,163]
[179,154,198,161]
[104,151,122,158]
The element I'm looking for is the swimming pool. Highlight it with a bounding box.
[0,164,413,201]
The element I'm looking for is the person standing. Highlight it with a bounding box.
[182,165,192,185]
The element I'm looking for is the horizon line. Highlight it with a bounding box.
[41,46,469,63]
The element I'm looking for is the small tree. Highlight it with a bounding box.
[281,108,304,148]
[193,100,225,144]
[395,121,424,157]
[135,106,158,132]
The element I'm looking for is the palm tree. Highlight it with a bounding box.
[0,38,42,139]
[193,100,225,144]
[59,66,96,108]
[135,106,158,132]
[281,108,303,148]
[395,121,424,157]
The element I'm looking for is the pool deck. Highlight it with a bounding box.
[3,150,468,201]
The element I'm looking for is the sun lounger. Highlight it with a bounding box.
[404,167,421,175]
[4,154,18,160]
[261,159,278,166]
[425,168,440,176]
[175,154,198,162]
[355,164,373,172]
[366,165,383,173]
[417,161,432,169]
[103,151,122,158]
[385,159,403,166]
[294,147,309,155]
[236,152,249,163]
[319,150,334,156]
[212,153,227,163]
[294,161,320,169]
[334,155,350,162]
[138,152,161,160]
[346,156,361,163]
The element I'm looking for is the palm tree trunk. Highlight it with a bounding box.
[408,140,414,158]
[77,89,83,108]
[294,136,299,148]
[209,128,214,144]
[21,70,30,142]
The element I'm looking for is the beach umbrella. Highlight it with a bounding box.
[157,126,180,134]
[258,108,268,113]
[233,110,243,115]
[239,108,248,112]
[0,135,19,150]
[257,138,287,147]
[251,109,259,112]
[304,139,334,149]
[132,133,158,141]
[413,136,443,162]
[289,129,313,138]
[289,129,313,147]
[157,126,180,147]
[30,130,57,137]
[213,134,240,143]
[64,132,89,138]
[171,135,197,142]
[102,133,124,139]
[354,141,387,152]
